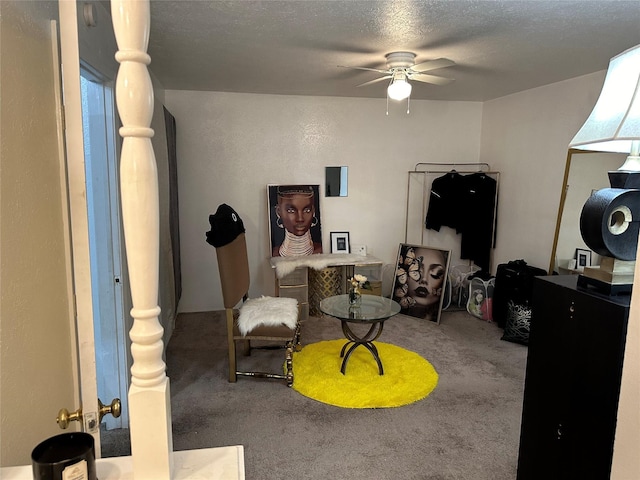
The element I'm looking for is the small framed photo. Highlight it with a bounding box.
[575,248,592,270]
[330,232,350,253]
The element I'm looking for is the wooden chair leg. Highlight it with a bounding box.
[286,322,302,386]
[293,322,302,352]
[226,308,237,382]
[285,340,294,387]
[228,340,237,383]
[241,339,251,356]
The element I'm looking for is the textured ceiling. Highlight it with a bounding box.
[146,0,640,101]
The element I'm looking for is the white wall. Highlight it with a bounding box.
[0,0,77,466]
[480,71,607,271]
[167,72,611,313]
[163,92,483,312]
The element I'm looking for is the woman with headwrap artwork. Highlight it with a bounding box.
[268,184,323,257]
[392,244,451,323]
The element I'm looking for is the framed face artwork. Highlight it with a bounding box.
[268,184,323,257]
[392,244,451,324]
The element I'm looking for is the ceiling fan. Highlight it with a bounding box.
[338,51,455,102]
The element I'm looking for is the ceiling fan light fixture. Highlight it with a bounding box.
[388,74,412,101]
[339,51,455,112]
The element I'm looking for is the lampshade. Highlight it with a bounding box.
[569,44,640,164]
[387,74,412,101]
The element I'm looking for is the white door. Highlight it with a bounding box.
[80,68,128,431]
[58,0,129,454]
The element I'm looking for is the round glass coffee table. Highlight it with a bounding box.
[319,294,401,375]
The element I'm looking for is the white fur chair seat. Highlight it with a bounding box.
[237,296,298,336]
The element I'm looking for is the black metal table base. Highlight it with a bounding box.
[339,320,385,375]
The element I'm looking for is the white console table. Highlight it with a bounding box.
[270,254,384,319]
[0,446,244,480]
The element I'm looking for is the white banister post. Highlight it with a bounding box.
[111,1,173,478]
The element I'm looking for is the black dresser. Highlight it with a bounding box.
[517,275,631,480]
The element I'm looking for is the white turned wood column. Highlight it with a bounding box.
[111,1,173,478]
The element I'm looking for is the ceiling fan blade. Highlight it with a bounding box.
[337,65,390,75]
[356,75,392,87]
[409,73,455,86]
[411,58,455,73]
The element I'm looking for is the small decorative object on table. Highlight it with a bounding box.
[348,274,371,307]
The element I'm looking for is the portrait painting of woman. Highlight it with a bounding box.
[268,184,323,257]
[392,243,451,323]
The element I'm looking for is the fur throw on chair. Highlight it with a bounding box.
[237,296,298,336]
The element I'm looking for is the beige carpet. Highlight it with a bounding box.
[102,309,528,480]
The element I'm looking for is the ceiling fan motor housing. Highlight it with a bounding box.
[385,52,416,69]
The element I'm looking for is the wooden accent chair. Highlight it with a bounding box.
[214,233,301,386]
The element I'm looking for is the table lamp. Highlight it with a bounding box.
[569,44,640,293]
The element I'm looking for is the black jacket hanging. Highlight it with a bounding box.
[425,171,465,233]
[459,173,497,271]
[425,171,497,272]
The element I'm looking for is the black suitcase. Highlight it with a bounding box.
[493,260,547,328]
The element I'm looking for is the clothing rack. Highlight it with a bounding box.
[404,162,500,271]
[413,162,491,173]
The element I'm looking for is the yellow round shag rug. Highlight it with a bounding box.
[292,339,438,408]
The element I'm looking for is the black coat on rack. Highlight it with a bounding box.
[458,172,497,272]
[425,170,465,233]
[413,164,498,272]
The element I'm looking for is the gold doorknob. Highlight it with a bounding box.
[98,398,121,423]
[57,407,82,429]
[57,398,121,430]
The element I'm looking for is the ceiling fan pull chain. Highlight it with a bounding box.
[386,94,389,116]
[406,96,410,115]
